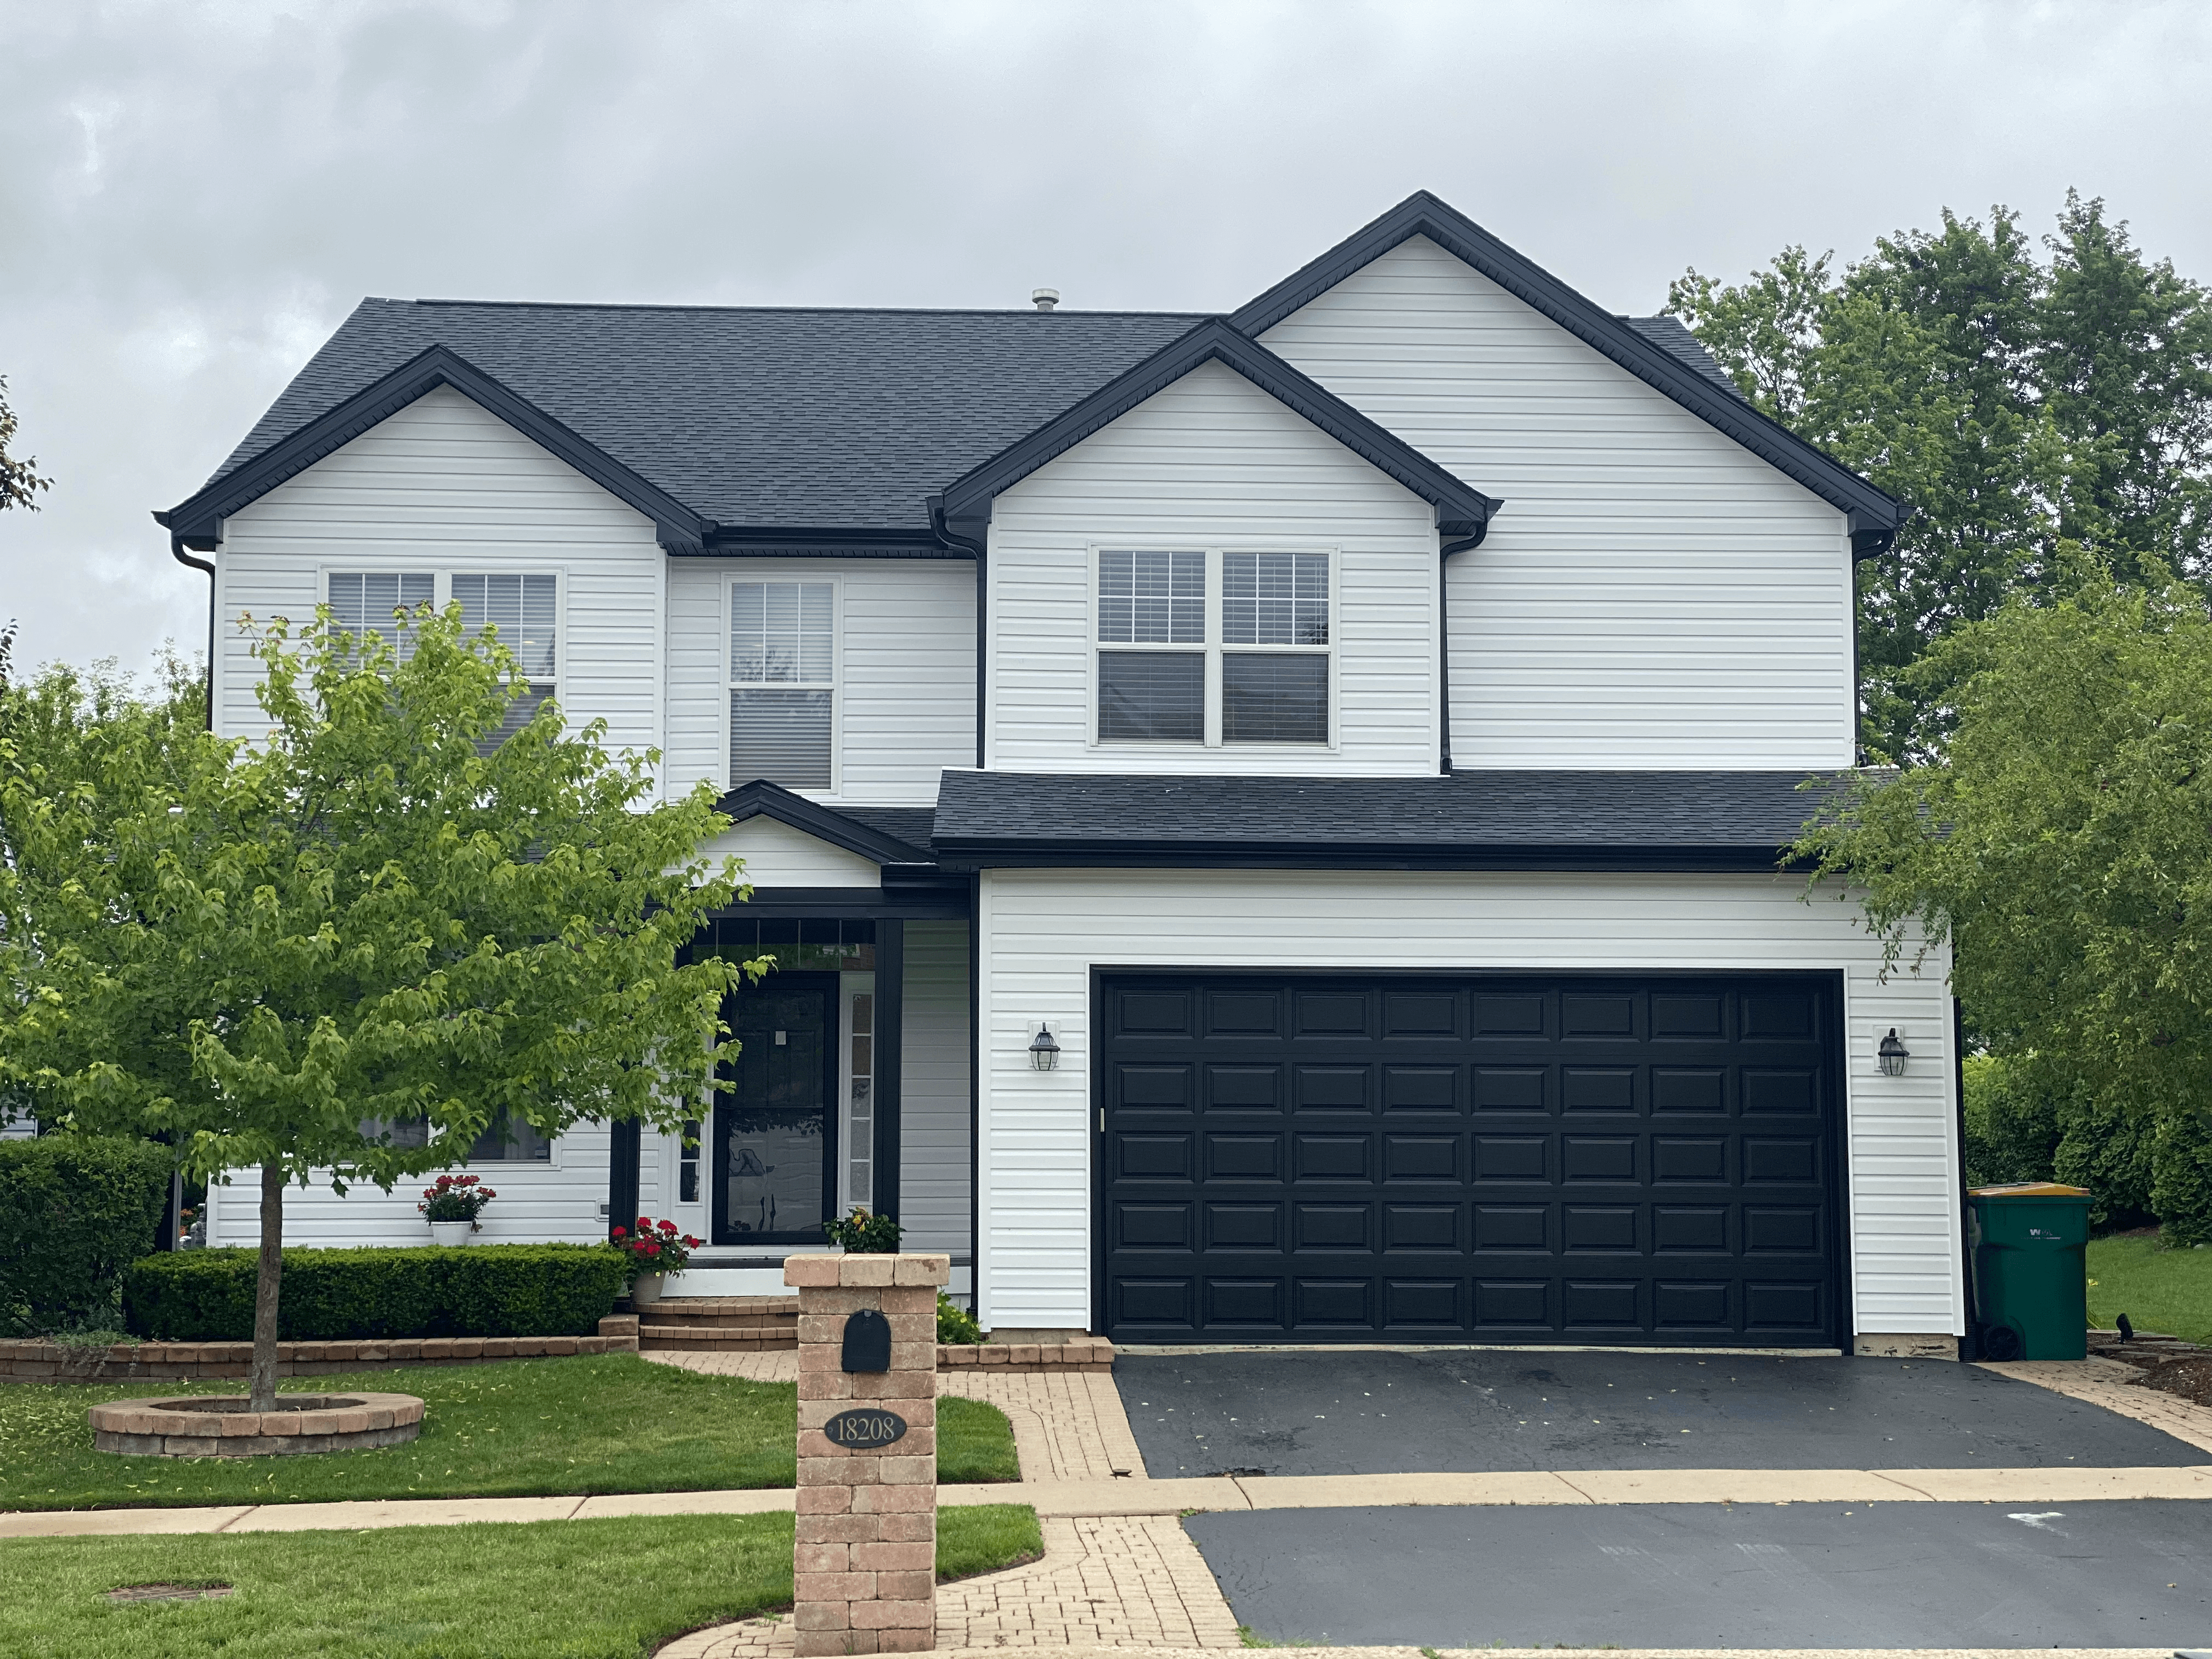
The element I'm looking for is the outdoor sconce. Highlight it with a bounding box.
[1877,1029,1910,1077]
[1028,1024,1062,1073]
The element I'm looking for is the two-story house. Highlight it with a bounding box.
[159,192,1961,1357]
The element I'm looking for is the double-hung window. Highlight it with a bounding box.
[730,581,836,789]
[325,570,561,748]
[1094,549,1332,747]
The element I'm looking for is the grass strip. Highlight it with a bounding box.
[0,1353,1019,1510]
[0,1506,1041,1659]
[2087,1233,2212,1346]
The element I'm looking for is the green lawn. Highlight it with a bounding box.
[0,1353,1018,1511]
[0,1506,1043,1659]
[2087,1233,2212,1345]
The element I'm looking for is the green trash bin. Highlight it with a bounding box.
[1967,1182,2092,1361]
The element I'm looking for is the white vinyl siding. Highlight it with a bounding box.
[1259,235,1855,771]
[898,919,972,1259]
[211,385,662,765]
[693,815,881,887]
[205,1121,613,1248]
[664,558,975,805]
[973,868,1957,1338]
[987,360,1440,776]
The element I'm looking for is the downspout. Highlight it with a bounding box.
[156,514,216,733]
[1436,520,1490,775]
[927,496,988,771]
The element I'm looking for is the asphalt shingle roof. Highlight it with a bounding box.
[1621,315,1746,399]
[202,300,1750,535]
[209,301,1209,533]
[929,770,1849,860]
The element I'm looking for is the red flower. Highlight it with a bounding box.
[657,1219,676,1234]
[643,1241,661,1256]
[682,1235,701,1248]
[636,1216,651,1229]
[611,1226,628,1239]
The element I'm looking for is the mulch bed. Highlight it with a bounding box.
[2088,1327,2212,1407]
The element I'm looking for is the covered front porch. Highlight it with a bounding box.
[608,783,975,1299]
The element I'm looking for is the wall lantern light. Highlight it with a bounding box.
[1029,1023,1062,1073]
[1877,1029,1910,1077]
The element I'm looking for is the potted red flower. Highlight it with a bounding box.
[419,1173,497,1245]
[611,1216,702,1305]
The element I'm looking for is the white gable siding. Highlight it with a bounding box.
[696,815,880,887]
[1260,237,1854,771]
[974,868,1957,1338]
[899,919,973,1258]
[986,360,1441,776]
[663,557,974,806]
[211,386,664,761]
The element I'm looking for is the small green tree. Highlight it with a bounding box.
[0,605,757,1406]
[1795,570,2212,1242]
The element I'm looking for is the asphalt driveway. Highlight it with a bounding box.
[1189,1498,2212,1649]
[1114,1348,2205,1475]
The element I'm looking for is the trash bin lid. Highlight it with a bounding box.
[1968,1182,2091,1197]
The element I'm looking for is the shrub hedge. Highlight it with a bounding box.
[123,1244,629,1341]
[0,1136,173,1334]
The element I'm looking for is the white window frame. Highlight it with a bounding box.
[839,972,877,1214]
[319,566,568,730]
[723,575,843,796]
[1086,544,1338,752]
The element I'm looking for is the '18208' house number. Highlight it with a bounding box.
[823,1408,909,1447]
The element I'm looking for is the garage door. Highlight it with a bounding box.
[1097,973,1844,1346]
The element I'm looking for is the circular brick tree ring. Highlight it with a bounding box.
[89,1392,425,1458]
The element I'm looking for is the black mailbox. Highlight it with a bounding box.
[840,1307,892,1373]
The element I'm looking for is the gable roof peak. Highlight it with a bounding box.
[1233,191,1905,551]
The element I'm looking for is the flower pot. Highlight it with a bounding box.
[630,1272,664,1306]
[430,1220,472,1248]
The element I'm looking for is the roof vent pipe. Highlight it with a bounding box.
[1031,288,1059,312]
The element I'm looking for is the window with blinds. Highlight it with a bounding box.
[454,573,559,746]
[1097,550,1204,742]
[1094,550,1333,747]
[328,572,435,661]
[731,581,835,789]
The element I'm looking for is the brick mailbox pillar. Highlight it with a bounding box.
[786,1251,949,1655]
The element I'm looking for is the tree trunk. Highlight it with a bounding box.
[250,1161,284,1411]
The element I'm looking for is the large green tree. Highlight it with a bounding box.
[0,605,755,1406]
[1671,193,2212,764]
[1794,572,2212,1242]
[0,373,48,514]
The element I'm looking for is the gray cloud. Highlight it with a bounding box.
[4,0,2208,672]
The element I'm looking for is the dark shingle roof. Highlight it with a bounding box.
[198,295,1756,539]
[208,300,1207,533]
[929,770,1850,868]
[1621,315,1746,400]
[833,807,939,859]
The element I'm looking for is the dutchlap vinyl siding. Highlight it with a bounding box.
[663,557,974,805]
[1259,236,1855,771]
[974,868,1957,1338]
[986,360,1442,776]
[212,386,664,760]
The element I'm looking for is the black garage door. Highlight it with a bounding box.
[1097,973,1845,1346]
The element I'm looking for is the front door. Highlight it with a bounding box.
[713,974,838,1246]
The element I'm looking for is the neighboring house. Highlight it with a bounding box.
[157,192,1960,1355]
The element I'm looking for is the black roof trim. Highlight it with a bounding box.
[160,345,713,555]
[709,779,935,867]
[697,526,969,560]
[1229,192,1905,551]
[936,317,1503,543]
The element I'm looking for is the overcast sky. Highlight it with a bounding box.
[3,0,2208,676]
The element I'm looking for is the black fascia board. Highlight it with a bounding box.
[709,778,935,867]
[698,524,972,560]
[159,345,713,555]
[926,839,1801,874]
[935,317,1503,546]
[1229,191,1906,554]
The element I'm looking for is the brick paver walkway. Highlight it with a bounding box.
[657,1514,1242,1656]
[1983,1355,2212,1455]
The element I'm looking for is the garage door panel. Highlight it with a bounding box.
[1101,973,1842,1345]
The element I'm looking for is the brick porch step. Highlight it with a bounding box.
[635,1295,799,1351]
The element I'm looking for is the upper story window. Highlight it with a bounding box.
[731,580,835,789]
[327,570,561,749]
[1095,549,1332,747]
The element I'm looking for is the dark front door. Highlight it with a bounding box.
[1098,972,1846,1346]
[713,974,838,1246]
